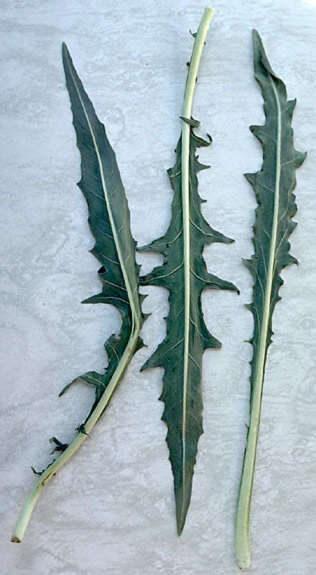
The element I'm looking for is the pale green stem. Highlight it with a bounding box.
[178,6,214,532]
[12,323,140,543]
[234,364,265,569]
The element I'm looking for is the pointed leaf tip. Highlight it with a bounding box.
[175,482,193,535]
[61,42,70,61]
[252,29,263,52]
[177,517,185,536]
[176,505,187,536]
[252,29,260,40]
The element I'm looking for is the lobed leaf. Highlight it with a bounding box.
[235,30,306,569]
[60,43,145,422]
[12,45,145,543]
[140,15,238,532]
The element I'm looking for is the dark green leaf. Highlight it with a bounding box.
[140,11,238,534]
[61,43,144,423]
[235,30,306,569]
[11,44,145,544]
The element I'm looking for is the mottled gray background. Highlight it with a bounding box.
[1,0,316,573]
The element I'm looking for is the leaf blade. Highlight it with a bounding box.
[12,44,144,543]
[61,43,143,417]
[235,30,306,569]
[141,9,238,533]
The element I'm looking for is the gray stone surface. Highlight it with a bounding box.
[1,0,316,573]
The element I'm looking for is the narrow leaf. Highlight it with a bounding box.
[140,8,238,534]
[60,43,144,416]
[235,30,306,569]
[12,44,144,543]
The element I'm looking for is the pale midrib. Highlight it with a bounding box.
[180,7,213,523]
[181,119,191,516]
[251,74,281,415]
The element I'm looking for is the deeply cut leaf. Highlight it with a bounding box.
[60,43,144,415]
[140,9,238,534]
[12,43,144,543]
[235,30,306,569]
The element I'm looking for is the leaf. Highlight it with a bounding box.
[140,9,238,534]
[59,43,144,418]
[12,44,144,543]
[235,30,306,569]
